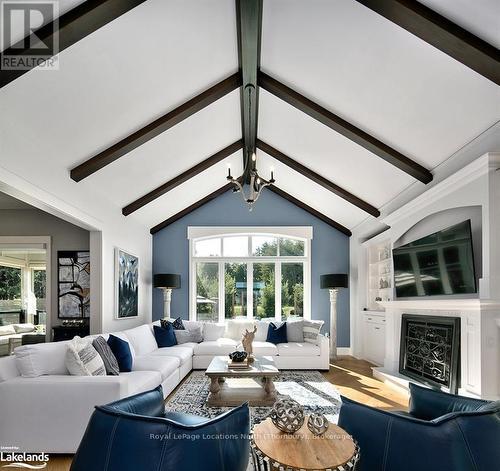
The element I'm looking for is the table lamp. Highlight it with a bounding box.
[153,274,181,318]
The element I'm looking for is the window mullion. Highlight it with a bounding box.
[247,262,253,320]
[275,261,281,321]
[218,261,224,323]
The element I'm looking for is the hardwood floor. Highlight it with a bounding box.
[42,356,408,470]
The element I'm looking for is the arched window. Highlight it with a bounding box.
[188,227,312,323]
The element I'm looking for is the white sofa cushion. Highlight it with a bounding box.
[254,319,277,341]
[193,338,238,355]
[121,325,157,356]
[252,341,278,356]
[0,356,20,382]
[0,325,16,336]
[203,323,226,341]
[286,319,305,342]
[151,345,195,365]
[66,337,105,376]
[14,341,70,377]
[12,323,35,334]
[118,370,163,396]
[277,342,321,356]
[133,355,179,381]
[225,319,256,341]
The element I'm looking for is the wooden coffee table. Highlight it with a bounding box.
[205,356,279,407]
[251,417,360,471]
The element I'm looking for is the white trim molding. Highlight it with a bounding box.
[188,226,313,240]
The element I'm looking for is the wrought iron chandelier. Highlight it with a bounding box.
[226,152,275,211]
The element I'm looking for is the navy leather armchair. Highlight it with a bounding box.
[71,386,250,471]
[338,383,500,471]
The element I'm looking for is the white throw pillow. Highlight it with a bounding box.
[225,319,256,341]
[203,323,226,341]
[15,341,70,377]
[66,337,106,376]
[255,320,273,342]
[0,325,16,336]
[303,319,325,345]
[12,323,35,334]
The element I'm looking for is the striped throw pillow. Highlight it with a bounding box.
[66,337,106,376]
[303,320,324,345]
[93,336,119,375]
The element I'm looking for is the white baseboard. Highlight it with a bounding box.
[337,347,352,356]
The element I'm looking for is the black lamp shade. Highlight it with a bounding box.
[153,274,181,289]
[320,274,348,289]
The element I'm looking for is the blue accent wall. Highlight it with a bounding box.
[152,190,350,347]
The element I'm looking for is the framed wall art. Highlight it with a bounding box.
[115,248,139,319]
[58,251,90,318]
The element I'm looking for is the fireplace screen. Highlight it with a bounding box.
[399,315,460,393]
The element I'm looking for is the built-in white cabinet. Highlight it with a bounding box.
[362,312,386,366]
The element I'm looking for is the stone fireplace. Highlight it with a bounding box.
[399,314,460,393]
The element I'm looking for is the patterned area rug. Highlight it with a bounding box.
[165,370,342,426]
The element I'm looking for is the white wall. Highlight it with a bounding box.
[0,208,89,328]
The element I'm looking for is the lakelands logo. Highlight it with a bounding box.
[0,452,49,469]
[0,1,59,71]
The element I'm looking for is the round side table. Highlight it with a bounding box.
[251,417,360,471]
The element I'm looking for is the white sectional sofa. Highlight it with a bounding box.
[0,319,329,453]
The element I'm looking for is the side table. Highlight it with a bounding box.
[251,417,360,471]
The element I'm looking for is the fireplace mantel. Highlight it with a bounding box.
[379,299,500,312]
[379,299,481,311]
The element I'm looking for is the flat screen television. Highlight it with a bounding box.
[393,220,477,298]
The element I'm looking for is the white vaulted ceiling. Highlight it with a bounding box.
[0,0,499,234]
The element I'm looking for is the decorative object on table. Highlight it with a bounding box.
[226,150,275,211]
[153,274,181,318]
[115,249,139,319]
[270,398,305,433]
[320,273,348,361]
[241,325,257,362]
[252,417,359,471]
[57,251,90,318]
[307,412,329,436]
[229,350,248,362]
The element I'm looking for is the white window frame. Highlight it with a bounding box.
[188,227,312,322]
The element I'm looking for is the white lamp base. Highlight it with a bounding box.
[162,288,172,318]
[329,288,338,361]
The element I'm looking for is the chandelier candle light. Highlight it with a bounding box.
[226,152,275,211]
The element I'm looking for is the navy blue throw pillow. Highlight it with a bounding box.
[107,334,133,372]
[266,322,287,345]
[154,324,177,348]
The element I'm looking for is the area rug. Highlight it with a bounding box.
[165,370,342,426]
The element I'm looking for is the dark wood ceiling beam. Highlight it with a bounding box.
[123,140,243,216]
[236,0,263,179]
[150,183,234,234]
[0,0,149,89]
[70,73,242,181]
[355,0,500,86]
[257,139,380,217]
[258,71,433,184]
[268,186,352,236]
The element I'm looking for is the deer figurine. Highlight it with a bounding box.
[241,325,257,362]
